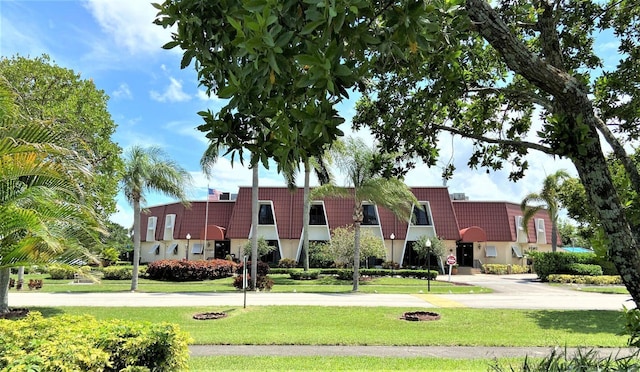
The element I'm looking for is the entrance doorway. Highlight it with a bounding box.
[456,242,474,267]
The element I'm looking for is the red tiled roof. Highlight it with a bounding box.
[227,186,460,240]
[452,201,561,245]
[141,201,235,241]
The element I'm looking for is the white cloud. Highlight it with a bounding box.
[112,83,133,99]
[150,77,191,102]
[197,89,222,101]
[84,0,175,55]
[109,199,134,228]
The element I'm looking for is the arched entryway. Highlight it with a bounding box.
[456,226,487,268]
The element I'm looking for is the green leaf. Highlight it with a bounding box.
[301,20,325,35]
[161,40,180,50]
[218,86,238,98]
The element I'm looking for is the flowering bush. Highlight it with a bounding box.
[146,259,237,281]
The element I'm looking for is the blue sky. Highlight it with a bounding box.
[1,0,593,229]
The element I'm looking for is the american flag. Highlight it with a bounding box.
[208,188,222,201]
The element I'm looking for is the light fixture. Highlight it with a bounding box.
[185,233,191,261]
[390,233,395,272]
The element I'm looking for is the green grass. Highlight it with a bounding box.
[32,306,628,347]
[575,286,630,295]
[13,274,489,294]
[189,356,531,371]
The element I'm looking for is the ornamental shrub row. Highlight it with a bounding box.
[566,263,603,276]
[289,269,321,280]
[529,252,598,281]
[102,265,135,280]
[547,274,623,285]
[47,264,90,279]
[146,259,237,281]
[0,312,190,371]
[483,264,529,275]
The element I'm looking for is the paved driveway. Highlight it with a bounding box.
[8,274,634,310]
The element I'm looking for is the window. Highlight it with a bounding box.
[512,245,523,258]
[309,204,327,225]
[146,217,157,241]
[515,215,527,243]
[163,214,176,241]
[412,204,431,225]
[191,243,204,254]
[536,218,547,244]
[486,246,497,257]
[362,204,379,225]
[149,244,160,255]
[258,204,275,225]
[167,243,178,255]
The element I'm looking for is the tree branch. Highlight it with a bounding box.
[432,124,555,155]
[468,86,553,110]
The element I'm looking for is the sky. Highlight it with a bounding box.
[2,0,611,229]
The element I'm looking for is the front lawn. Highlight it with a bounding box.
[34,306,628,347]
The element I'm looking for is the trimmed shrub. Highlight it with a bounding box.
[566,263,603,276]
[483,264,529,274]
[47,264,79,279]
[235,261,270,276]
[547,274,623,285]
[146,259,237,281]
[233,275,274,291]
[269,268,294,275]
[0,312,190,371]
[278,258,298,268]
[289,269,320,280]
[103,265,134,280]
[530,252,598,281]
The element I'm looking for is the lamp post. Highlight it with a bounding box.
[426,238,432,292]
[185,233,191,261]
[390,233,395,273]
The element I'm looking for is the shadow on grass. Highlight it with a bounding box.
[526,310,623,335]
[27,307,66,317]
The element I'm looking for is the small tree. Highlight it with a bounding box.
[413,236,446,268]
[323,226,386,268]
[242,237,276,261]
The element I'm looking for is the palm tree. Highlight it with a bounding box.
[122,146,192,291]
[0,84,102,313]
[521,170,570,252]
[283,153,332,271]
[312,137,417,291]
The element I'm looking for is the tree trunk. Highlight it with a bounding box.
[551,221,558,252]
[353,221,361,292]
[17,266,24,291]
[302,161,311,271]
[130,198,141,291]
[251,162,259,290]
[0,267,10,313]
[466,0,640,307]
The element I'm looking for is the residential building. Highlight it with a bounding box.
[138,187,560,269]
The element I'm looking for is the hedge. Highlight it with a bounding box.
[547,274,623,285]
[146,259,236,281]
[289,269,321,280]
[530,252,599,281]
[483,264,529,275]
[102,265,132,280]
[0,312,190,371]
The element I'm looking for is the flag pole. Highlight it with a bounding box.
[204,186,210,260]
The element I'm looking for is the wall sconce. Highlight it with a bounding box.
[477,243,482,250]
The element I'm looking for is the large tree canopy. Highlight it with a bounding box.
[155,0,640,306]
[0,55,123,219]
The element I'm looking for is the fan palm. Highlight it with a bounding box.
[521,170,570,252]
[121,146,192,291]
[312,137,417,291]
[0,84,102,313]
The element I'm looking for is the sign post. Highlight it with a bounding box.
[446,255,457,282]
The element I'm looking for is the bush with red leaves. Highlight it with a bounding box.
[146,259,237,281]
